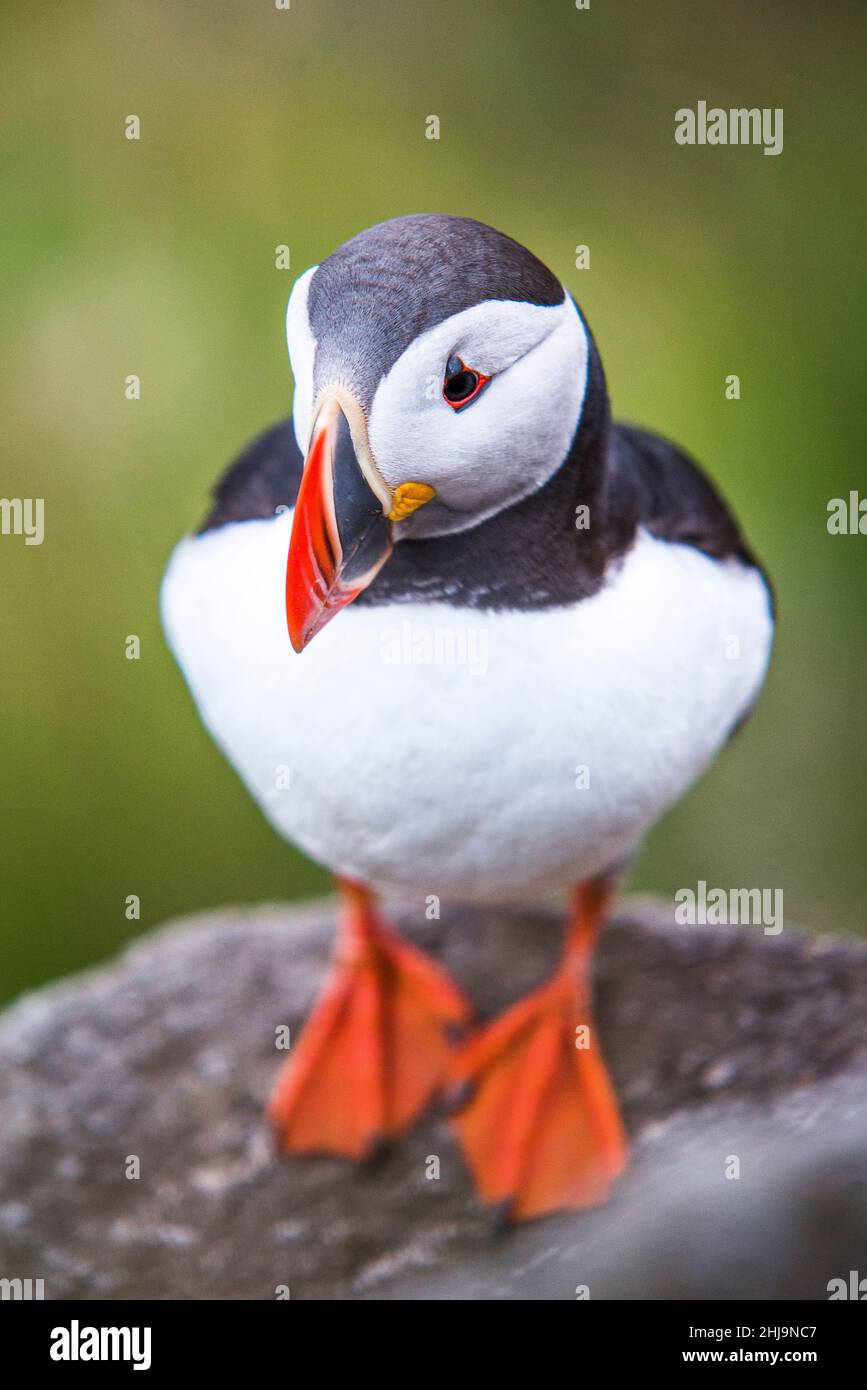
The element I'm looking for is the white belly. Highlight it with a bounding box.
[161,512,773,902]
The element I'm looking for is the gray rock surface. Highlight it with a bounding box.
[1,896,866,1300]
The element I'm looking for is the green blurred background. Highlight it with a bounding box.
[1,0,864,1005]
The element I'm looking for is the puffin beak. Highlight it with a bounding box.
[285,392,393,652]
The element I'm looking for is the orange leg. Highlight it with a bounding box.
[451,878,627,1221]
[267,877,471,1159]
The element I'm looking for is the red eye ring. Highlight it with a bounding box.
[443,356,490,410]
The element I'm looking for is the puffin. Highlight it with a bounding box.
[161,214,774,1221]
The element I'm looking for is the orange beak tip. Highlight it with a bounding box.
[284,395,393,652]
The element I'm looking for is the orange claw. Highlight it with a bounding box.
[451,879,627,1221]
[267,878,471,1158]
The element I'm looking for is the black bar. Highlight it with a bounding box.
[2,1298,863,1373]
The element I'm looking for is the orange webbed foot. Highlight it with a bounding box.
[267,879,471,1159]
[451,880,628,1221]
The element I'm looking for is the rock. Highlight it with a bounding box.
[0,896,866,1300]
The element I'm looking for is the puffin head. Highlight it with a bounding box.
[284,214,598,651]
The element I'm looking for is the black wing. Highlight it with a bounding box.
[198,418,304,534]
[609,422,774,613]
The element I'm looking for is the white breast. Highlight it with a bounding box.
[161,514,773,903]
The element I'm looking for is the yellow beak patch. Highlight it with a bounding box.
[387,481,436,522]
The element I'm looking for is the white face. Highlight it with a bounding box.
[286,266,319,454]
[286,268,589,538]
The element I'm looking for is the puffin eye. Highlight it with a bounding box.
[443,355,490,410]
